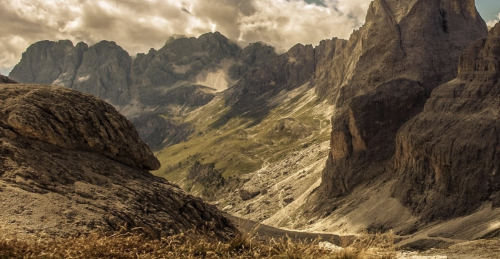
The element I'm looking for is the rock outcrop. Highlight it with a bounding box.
[0,84,235,239]
[317,0,488,198]
[392,22,500,221]
[0,74,17,84]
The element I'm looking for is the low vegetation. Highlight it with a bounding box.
[154,87,332,199]
[0,229,396,259]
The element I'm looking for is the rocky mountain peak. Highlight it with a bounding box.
[9,39,132,105]
[458,22,500,81]
[318,0,487,198]
[73,40,132,105]
[9,40,76,85]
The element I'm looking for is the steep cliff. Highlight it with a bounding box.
[318,0,488,198]
[0,84,235,239]
[9,40,77,86]
[393,22,500,221]
[9,40,132,105]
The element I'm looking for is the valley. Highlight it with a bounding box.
[2,0,500,257]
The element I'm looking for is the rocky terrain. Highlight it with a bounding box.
[0,83,235,239]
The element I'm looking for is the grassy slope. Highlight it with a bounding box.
[0,228,397,259]
[153,85,332,196]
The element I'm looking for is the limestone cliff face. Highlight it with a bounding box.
[9,40,78,85]
[9,40,132,105]
[239,43,316,94]
[393,23,500,221]
[318,0,488,198]
[0,84,235,239]
[72,41,132,105]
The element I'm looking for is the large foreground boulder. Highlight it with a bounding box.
[0,84,235,239]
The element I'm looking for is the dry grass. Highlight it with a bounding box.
[0,229,397,259]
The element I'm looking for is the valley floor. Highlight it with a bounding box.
[228,213,500,259]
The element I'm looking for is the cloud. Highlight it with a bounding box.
[0,0,372,74]
[486,13,500,27]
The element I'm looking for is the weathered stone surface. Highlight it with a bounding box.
[0,84,158,170]
[239,187,261,201]
[318,0,488,198]
[0,84,235,239]
[392,22,500,221]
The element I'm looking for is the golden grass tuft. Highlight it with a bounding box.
[0,229,397,259]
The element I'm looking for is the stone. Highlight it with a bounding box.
[239,188,261,201]
[9,40,131,105]
[0,84,158,170]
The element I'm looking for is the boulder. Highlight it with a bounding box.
[0,84,235,239]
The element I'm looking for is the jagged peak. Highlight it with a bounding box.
[491,21,500,36]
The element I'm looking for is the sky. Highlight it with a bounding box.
[1,0,499,75]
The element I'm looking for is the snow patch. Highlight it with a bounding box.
[78,75,90,82]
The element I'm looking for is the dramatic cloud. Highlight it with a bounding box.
[0,0,373,75]
[487,13,500,27]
